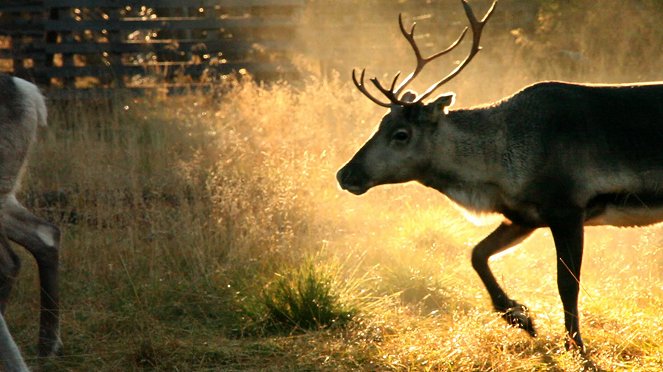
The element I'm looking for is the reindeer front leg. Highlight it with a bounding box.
[471,222,536,336]
[547,208,585,352]
[3,198,61,357]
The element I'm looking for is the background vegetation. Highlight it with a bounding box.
[7,0,663,370]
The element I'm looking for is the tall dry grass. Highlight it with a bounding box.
[5,0,663,370]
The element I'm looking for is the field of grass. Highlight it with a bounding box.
[6,1,663,371]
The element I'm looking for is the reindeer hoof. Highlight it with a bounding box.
[38,336,63,358]
[564,334,586,354]
[502,305,537,337]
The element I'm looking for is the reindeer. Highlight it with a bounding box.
[0,74,61,370]
[337,0,663,352]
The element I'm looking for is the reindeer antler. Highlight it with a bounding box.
[352,69,392,107]
[352,0,497,107]
[392,13,468,97]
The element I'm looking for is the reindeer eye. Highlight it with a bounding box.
[392,129,410,143]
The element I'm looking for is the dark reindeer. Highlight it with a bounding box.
[0,74,61,370]
[337,0,663,352]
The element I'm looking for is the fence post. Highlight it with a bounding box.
[49,4,75,88]
[107,7,124,88]
[41,6,59,86]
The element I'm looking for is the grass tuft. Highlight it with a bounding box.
[261,263,356,333]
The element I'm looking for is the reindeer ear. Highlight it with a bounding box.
[428,93,455,114]
[417,92,455,123]
[390,90,418,115]
[401,90,417,103]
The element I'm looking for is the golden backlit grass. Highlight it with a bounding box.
[6,1,663,370]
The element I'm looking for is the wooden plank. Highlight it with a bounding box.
[44,16,296,32]
[0,18,44,30]
[0,27,43,36]
[43,0,303,8]
[0,5,44,12]
[1,40,293,63]
[27,61,291,78]
[0,0,42,4]
[45,39,292,54]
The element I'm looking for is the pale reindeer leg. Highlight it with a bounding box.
[0,227,28,372]
[0,312,29,372]
[0,230,20,314]
[3,196,61,357]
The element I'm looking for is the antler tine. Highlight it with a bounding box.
[398,14,422,61]
[394,13,470,96]
[370,72,402,104]
[352,69,392,107]
[416,0,497,103]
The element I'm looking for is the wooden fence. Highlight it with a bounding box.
[0,0,303,92]
[0,0,537,96]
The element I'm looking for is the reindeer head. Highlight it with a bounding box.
[336,93,456,195]
[337,0,496,195]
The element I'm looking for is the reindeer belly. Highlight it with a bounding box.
[585,191,663,227]
[586,205,663,227]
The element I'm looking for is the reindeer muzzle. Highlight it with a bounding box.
[336,164,371,195]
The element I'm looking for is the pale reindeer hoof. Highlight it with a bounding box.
[502,305,537,337]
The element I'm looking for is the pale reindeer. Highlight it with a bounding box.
[0,74,61,370]
[337,0,663,352]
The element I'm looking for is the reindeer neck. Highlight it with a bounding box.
[418,106,506,213]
